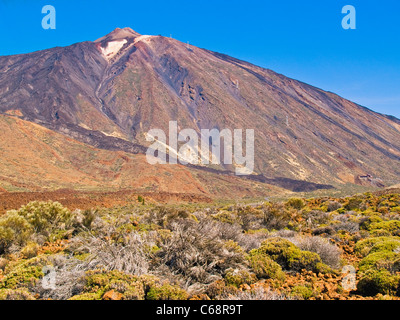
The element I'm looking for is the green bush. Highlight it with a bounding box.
[1,256,48,289]
[357,269,400,296]
[369,221,400,235]
[370,229,392,237]
[285,248,323,272]
[359,215,383,230]
[358,251,400,272]
[252,237,330,273]
[17,201,72,234]
[80,270,188,300]
[0,288,35,300]
[286,198,305,210]
[261,202,292,230]
[137,195,145,205]
[83,269,143,299]
[344,197,364,211]
[0,201,73,254]
[327,201,342,212]
[81,209,96,230]
[68,292,102,300]
[257,237,295,263]
[20,242,40,259]
[354,237,400,257]
[369,240,400,255]
[290,285,316,300]
[248,252,285,281]
[211,211,237,224]
[146,284,188,300]
[355,234,400,275]
[0,211,33,254]
[204,279,237,299]
[224,268,257,287]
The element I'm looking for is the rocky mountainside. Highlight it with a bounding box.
[0,27,399,194]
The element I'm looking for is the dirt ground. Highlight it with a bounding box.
[0,189,212,214]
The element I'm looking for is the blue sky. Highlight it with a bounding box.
[0,0,399,118]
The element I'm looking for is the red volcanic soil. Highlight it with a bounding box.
[0,189,212,214]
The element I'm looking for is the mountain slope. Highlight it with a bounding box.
[0,113,284,198]
[0,27,399,191]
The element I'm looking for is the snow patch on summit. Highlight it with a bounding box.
[99,35,154,61]
[100,39,127,61]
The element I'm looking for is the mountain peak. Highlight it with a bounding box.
[95,27,141,43]
[1,28,400,191]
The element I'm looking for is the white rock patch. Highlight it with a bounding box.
[100,39,127,61]
[100,35,155,61]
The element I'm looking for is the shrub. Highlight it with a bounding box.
[0,258,8,271]
[256,237,295,266]
[357,269,400,296]
[237,230,270,252]
[0,289,35,300]
[1,256,48,290]
[20,242,40,259]
[72,209,96,231]
[359,215,383,231]
[252,237,330,273]
[237,206,264,231]
[82,269,146,300]
[0,201,74,254]
[370,229,392,237]
[333,221,360,233]
[327,201,342,212]
[303,210,330,228]
[354,237,400,257]
[17,201,72,234]
[286,198,305,210]
[261,203,292,230]
[205,279,238,299]
[369,221,400,235]
[84,269,133,289]
[0,211,33,254]
[358,251,400,273]
[68,292,102,300]
[224,268,257,287]
[30,255,86,300]
[290,285,315,300]
[70,230,155,276]
[369,240,400,255]
[211,211,237,225]
[289,236,341,269]
[155,219,247,285]
[145,206,191,228]
[248,252,285,281]
[137,195,145,205]
[146,284,188,300]
[312,226,335,236]
[285,249,322,272]
[344,197,364,211]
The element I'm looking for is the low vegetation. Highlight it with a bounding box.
[0,190,400,300]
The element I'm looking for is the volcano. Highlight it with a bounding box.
[0,27,399,196]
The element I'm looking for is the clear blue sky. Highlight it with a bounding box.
[0,0,399,118]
